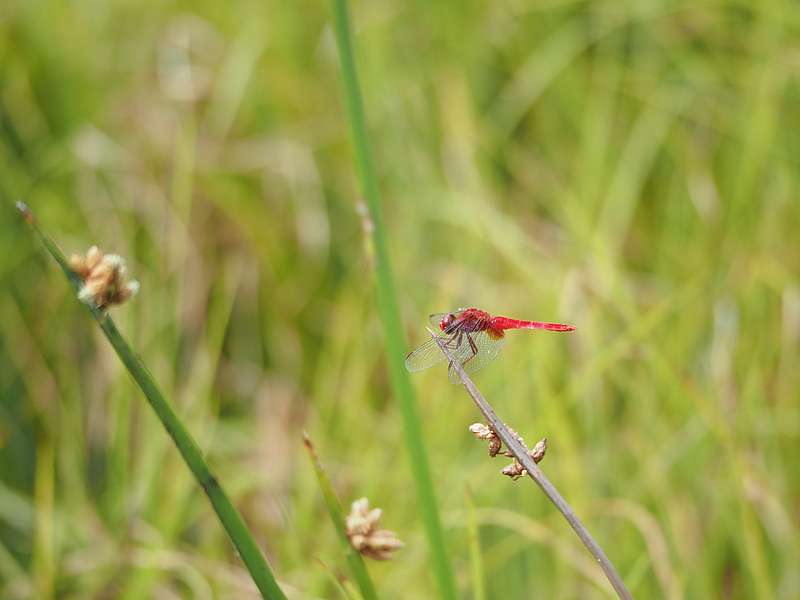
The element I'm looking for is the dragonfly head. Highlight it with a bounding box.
[439,313,457,331]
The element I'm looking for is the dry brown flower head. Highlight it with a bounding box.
[501,437,548,481]
[345,497,404,561]
[69,246,140,310]
[470,423,548,480]
[469,423,503,457]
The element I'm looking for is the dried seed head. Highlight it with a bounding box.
[345,497,404,561]
[469,422,503,457]
[502,437,548,481]
[469,423,493,439]
[16,201,34,224]
[488,438,503,457]
[69,246,139,310]
[530,437,547,463]
[501,461,526,480]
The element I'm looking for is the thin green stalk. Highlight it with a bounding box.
[303,433,378,600]
[17,202,287,600]
[464,488,486,600]
[328,2,458,598]
[33,435,55,600]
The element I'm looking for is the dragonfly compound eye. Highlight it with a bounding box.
[440,313,456,330]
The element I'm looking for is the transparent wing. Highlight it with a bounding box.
[407,311,470,373]
[448,330,506,384]
[405,330,458,372]
[405,327,506,380]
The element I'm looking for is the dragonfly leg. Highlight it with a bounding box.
[446,332,465,377]
[443,331,463,350]
[461,333,479,368]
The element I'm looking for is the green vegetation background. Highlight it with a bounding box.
[1,0,798,597]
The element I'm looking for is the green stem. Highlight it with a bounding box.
[328,3,458,599]
[464,488,486,600]
[303,433,379,600]
[17,202,287,600]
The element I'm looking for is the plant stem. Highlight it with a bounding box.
[431,331,633,600]
[17,202,287,600]
[464,487,486,600]
[328,2,458,599]
[303,433,379,600]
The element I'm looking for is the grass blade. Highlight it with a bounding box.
[303,433,378,600]
[464,488,486,600]
[17,202,287,600]
[328,2,458,598]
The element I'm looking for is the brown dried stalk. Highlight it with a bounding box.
[431,332,633,600]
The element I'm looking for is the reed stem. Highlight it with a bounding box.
[17,202,287,600]
[328,2,458,598]
[303,433,379,600]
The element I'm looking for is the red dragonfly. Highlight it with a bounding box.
[405,307,575,382]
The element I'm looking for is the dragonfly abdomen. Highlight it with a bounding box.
[492,316,576,332]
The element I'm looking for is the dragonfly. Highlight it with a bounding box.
[405,307,575,382]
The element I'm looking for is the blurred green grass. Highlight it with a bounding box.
[2,0,799,598]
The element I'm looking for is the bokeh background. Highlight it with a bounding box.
[2,0,799,598]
